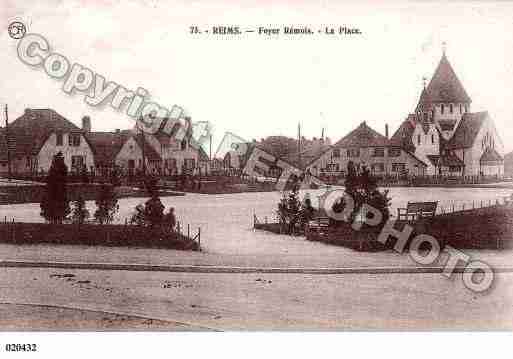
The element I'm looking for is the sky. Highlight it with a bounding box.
[1,0,513,154]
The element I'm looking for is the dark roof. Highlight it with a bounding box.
[11,108,80,134]
[86,131,131,166]
[427,153,465,167]
[389,116,416,152]
[0,109,83,162]
[419,54,471,107]
[334,122,389,148]
[444,112,487,149]
[480,147,503,164]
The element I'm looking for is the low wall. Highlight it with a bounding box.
[0,222,199,250]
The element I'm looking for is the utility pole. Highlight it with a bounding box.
[4,105,12,181]
[298,122,302,169]
[209,134,212,161]
[138,116,147,176]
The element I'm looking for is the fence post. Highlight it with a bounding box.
[198,227,201,251]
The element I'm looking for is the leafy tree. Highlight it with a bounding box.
[333,160,391,227]
[144,195,165,226]
[94,184,119,224]
[40,152,71,223]
[129,195,165,227]
[71,196,89,224]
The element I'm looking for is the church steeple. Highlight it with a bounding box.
[422,50,471,106]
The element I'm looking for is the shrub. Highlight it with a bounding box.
[94,184,119,224]
[130,195,165,227]
[70,196,89,224]
[276,176,315,234]
[332,161,391,227]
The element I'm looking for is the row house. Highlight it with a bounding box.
[306,122,427,177]
[0,108,206,177]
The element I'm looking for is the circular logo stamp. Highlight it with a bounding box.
[8,21,26,39]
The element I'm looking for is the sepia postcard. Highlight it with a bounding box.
[0,0,512,356]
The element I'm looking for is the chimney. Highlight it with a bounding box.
[82,116,91,133]
[385,124,389,139]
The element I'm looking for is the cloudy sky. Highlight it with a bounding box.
[1,0,513,153]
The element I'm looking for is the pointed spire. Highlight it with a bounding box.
[442,41,447,56]
[416,49,471,112]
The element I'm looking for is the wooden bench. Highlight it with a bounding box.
[397,201,438,222]
[307,217,330,233]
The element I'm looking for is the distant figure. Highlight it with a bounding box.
[164,207,177,231]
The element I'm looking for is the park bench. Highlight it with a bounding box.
[397,201,438,222]
[307,217,330,233]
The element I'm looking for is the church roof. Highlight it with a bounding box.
[334,122,389,148]
[444,112,487,150]
[417,54,471,110]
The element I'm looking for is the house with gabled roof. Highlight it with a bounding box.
[139,117,206,175]
[306,121,427,177]
[0,108,95,175]
[85,129,163,176]
[391,50,504,176]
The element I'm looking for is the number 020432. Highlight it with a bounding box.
[5,344,37,352]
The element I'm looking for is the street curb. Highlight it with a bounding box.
[1,260,512,274]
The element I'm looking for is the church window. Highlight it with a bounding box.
[423,112,428,122]
[460,104,463,114]
[417,134,421,145]
[431,134,434,144]
[465,104,468,113]
[441,104,445,114]
[431,110,435,122]
[449,104,453,114]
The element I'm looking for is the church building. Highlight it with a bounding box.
[390,50,504,177]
